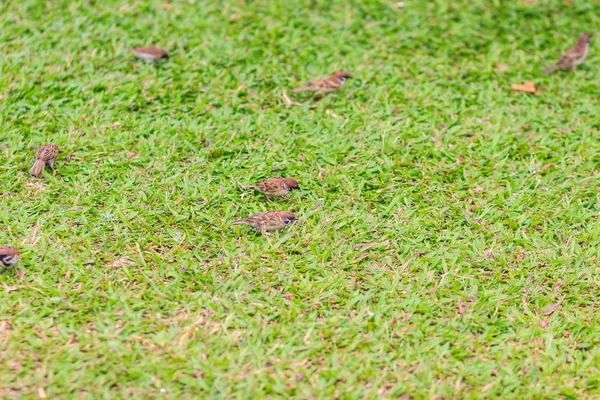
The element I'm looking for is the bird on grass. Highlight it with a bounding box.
[543,34,591,74]
[292,71,352,95]
[245,177,300,200]
[131,46,169,62]
[232,211,297,233]
[29,144,59,177]
[0,247,20,268]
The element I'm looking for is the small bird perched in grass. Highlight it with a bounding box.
[232,211,297,232]
[292,71,352,95]
[543,34,591,74]
[131,46,169,62]
[0,247,20,268]
[246,177,300,200]
[29,144,59,177]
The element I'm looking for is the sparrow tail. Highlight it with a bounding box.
[291,87,308,93]
[231,219,247,225]
[542,64,559,74]
[243,185,255,190]
[29,159,45,176]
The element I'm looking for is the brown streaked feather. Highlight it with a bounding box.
[292,76,341,93]
[232,211,297,232]
[249,177,300,198]
[292,71,352,93]
[255,178,289,197]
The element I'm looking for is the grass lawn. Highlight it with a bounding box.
[1,0,600,398]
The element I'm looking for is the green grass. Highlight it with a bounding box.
[1,0,600,398]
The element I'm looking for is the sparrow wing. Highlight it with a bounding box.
[37,145,58,161]
[261,212,286,231]
[260,178,284,193]
[307,76,339,92]
[245,213,270,230]
[321,76,342,91]
[253,181,268,193]
[292,80,319,92]
[292,75,338,93]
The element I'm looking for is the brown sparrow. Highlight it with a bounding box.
[292,71,352,94]
[0,247,20,267]
[131,46,169,62]
[29,144,59,177]
[232,211,297,232]
[246,177,300,200]
[543,34,591,74]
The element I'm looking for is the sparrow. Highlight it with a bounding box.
[543,34,591,74]
[0,247,20,268]
[245,177,300,200]
[292,71,352,94]
[29,144,59,177]
[232,211,297,232]
[131,46,169,62]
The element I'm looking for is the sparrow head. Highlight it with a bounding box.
[283,178,300,190]
[579,33,592,45]
[334,71,352,83]
[0,247,20,267]
[278,212,297,225]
